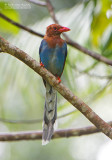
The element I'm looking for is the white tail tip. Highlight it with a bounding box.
[42,140,49,146]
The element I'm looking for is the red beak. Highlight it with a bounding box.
[58,26,70,33]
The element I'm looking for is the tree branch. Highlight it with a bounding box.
[0,13,44,38]
[0,121,112,141]
[46,0,59,24]
[26,0,47,6]
[67,39,112,66]
[0,36,112,140]
[0,13,112,66]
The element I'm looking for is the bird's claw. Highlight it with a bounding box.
[57,76,61,83]
[40,62,44,67]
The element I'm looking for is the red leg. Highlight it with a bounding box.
[40,62,44,67]
[57,76,61,83]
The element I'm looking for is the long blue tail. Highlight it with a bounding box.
[42,82,57,145]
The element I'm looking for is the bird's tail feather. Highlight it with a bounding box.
[42,82,57,145]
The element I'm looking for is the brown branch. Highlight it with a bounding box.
[0,13,44,38]
[0,13,112,66]
[46,0,59,24]
[0,36,112,140]
[26,0,47,6]
[66,39,112,66]
[0,121,112,141]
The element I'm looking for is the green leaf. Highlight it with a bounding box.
[102,49,112,59]
[91,0,112,46]
[102,32,112,52]
[0,2,20,34]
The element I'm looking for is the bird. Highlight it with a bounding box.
[39,24,70,145]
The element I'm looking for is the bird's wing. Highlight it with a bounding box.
[39,39,45,57]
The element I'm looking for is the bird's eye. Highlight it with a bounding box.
[53,27,57,31]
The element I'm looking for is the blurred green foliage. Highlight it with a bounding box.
[0,1,20,34]
[91,0,112,50]
[0,0,112,160]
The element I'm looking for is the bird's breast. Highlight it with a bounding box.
[44,36,64,48]
[40,39,67,77]
[47,45,63,75]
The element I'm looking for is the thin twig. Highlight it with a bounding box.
[81,72,112,79]
[69,63,112,79]
[46,0,58,24]
[0,121,112,141]
[0,110,76,124]
[87,79,112,103]
[0,13,44,38]
[67,39,112,66]
[0,13,112,66]
[0,117,42,124]
[0,36,112,140]
[58,110,76,119]
[26,0,47,6]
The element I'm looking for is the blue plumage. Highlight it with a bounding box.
[39,39,67,77]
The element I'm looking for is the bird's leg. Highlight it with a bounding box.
[40,62,44,67]
[56,76,61,83]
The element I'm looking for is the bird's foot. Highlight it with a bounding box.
[57,76,61,83]
[40,62,44,67]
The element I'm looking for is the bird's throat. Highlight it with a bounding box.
[44,35,65,48]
